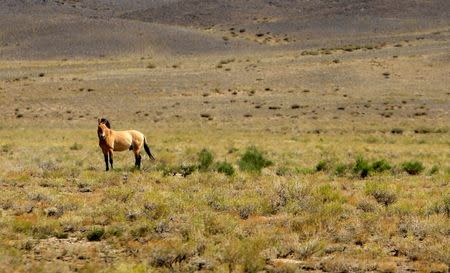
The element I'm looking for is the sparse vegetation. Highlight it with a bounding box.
[198,148,214,171]
[353,156,371,178]
[334,163,347,176]
[86,227,105,241]
[0,125,447,272]
[429,164,439,175]
[391,128,404,134]
[371,159,391,173]
[215,161,235,176]
[238,146,272,173]
[315,160,328,172]
[365,182,397,206]
[401,160,425,175]
[69,142,83,150]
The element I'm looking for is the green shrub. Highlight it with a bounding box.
[334,163,347,176]
[371,159,391,173]
[315,160,328,172]
[216,161,235,176]
[428,165,439,175]
[86,227,105,241]
[401,160,424,175]
[198,149,214,171]
[353,156,372,178]
[238,146,272,173]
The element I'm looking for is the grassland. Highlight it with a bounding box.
[0,119,449,272]
[0,9,450,271]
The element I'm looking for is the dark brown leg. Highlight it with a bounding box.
[109,150,113,170]
[104,153,109,171]
[135,154,141,169]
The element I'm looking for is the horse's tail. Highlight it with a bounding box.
[143,137,155,160]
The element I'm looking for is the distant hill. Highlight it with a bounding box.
[1,0,449,59]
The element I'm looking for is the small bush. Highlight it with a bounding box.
[86,227,105,241]
[276,166,291,176]
[1,144,12,153]
[159,163,197,177]
[238,146,272,173]
[371,190,397,206]
[401,160,424,175]
[198,149,214,171]
[356,199,377,212]
[315,160,328,172]
[334,163,347,176]
[428,195,450,217]
[238,206,253,220]
[371,159,391,173]
[365,182,396,206]
[390,128,404,134]
[216,161,235,176]
[178,164,197,177]
[296,239,322,259]
[353,156,372,178]
[428,165,439,175]
[148,242,192,268]
[69,142,83,150]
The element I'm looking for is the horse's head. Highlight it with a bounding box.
[99,118,110,129]
[97,118,110,141]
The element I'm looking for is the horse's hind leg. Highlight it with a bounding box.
[134,153,142,169]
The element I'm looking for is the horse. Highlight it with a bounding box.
[97,118,155,171]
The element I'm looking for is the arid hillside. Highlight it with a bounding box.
[1,0,449,59]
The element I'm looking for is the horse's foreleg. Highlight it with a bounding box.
[103,152,109,171]
[109,150,114,170]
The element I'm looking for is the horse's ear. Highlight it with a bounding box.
[100,118,111,129]
[98,118,101,124]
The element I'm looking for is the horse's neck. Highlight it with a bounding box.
[106,128,114,137]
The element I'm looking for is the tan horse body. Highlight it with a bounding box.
[97,118,155,171]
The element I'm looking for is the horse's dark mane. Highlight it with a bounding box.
[100,118,111,129]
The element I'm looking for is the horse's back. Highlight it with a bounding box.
[128,130,145,141]
[113,130,144,151]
